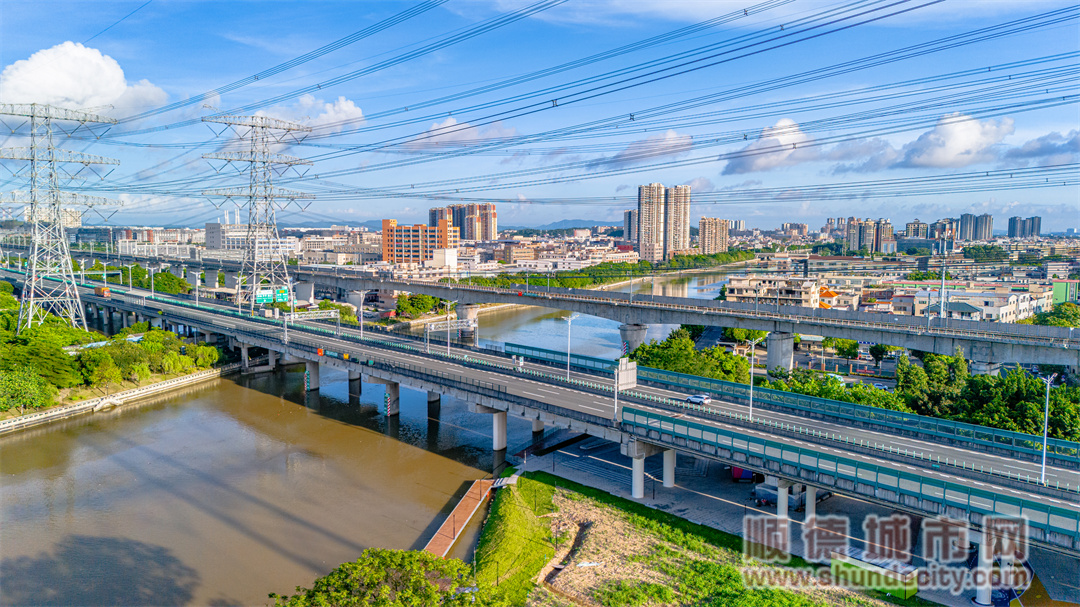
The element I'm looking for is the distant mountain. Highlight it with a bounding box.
[504,219,622,231]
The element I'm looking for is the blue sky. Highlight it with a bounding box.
[1,0,1077,231]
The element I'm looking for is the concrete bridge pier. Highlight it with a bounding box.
[532,419,544,433]
[169,265,184,279]
[305,361,320,391]
[267,350,277,371]
[804,486,817,526]
[619,323,648,353]
[427,391,441,406]
[971,361,1002,376]
[622,440,662,499]
[458,304,481,340]
[973,529,994,606]
[776,479,794,519]
[662,449,676,488]
[345,290,366,310]
[295,282,315,305]
[223,271,239,290]
[766,331,795,371]
[241,344,250,370]
[385,382,400,416]
[348,370,362,396]
[469,404,507,451]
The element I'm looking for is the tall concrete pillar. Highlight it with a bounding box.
[305,361,320,391]
[223,271,239,290]
[458,304,481,340]
[662,449,676,488]
[267,350,277,371]
[170,265,184,279]
[804,486,817,527]
[631,456,645,499]
[619,323,648,353]
[295,281,315,305]
[973,530,993,606]
[427,391,441,406]
[766,331,795,371]
[348,370,362,381]
[971,361,1002,376]
[532,419,544,433]
[241,344,250,370]
[346,290,366,310]
[385,382,399,416]
[777,482,790,520]
[492,411,507,451]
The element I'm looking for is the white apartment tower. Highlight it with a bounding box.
[664,184,691,258]
[636,183,666,262]
[699,218,729,254]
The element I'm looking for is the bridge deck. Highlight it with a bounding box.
[424,479,493,558]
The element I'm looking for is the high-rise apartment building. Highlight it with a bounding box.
[636,183,666,262]
[905,219,928,239]
[959,213,976,241]
[664,184,691,258]
[428,203,497,241]
[623,209,638,242]
[382,218,459,264]
[727,219,746,231]
[974,213,993,241]
[1008,215,1041,238]
[699,218,729,254]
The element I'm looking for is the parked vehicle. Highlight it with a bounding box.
[94,286,111,298]
[686,394,712,405]
[872,383,889,391]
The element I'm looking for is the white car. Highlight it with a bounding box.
[686,394,712,405]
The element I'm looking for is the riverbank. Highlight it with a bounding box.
[0,362,241,435]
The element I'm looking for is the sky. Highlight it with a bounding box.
[0,0,1077,231]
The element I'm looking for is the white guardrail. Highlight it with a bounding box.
[0,362,242,435]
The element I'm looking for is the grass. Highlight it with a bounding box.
[472,474,556,606]
[594,580,676,606]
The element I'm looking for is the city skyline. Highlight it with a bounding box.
[0,1,1075,232]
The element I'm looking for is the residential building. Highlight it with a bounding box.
[636,182,666,262]
[381,218,459,264]
[1008,216,1042,238]
[699,218,729,254]
[905,219,928,239]
[428,207,452,229]
[725,275,821,308]
[959,213,976,241]
[623,209,638,242]
[974,213,993,241]
[664,184,691,260]
[23,207,82,228]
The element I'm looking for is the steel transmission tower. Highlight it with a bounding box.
[0,104,119,332]
[202,115,313,313]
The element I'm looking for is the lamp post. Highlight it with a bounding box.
[357,290,368,341]
[1039,373,1057,485]
[563,313,580,380]
[125,264,136,289]
[747,334,769,421]
[447,299,457,355]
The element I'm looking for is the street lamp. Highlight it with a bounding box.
[447,299,457,355]
[124,264,136,289]
[356,289,368,341]
[1039,373,1057,485]
[562,313,580,379]
[747,333,769,421]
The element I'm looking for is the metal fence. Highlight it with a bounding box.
[622,406,1080,544]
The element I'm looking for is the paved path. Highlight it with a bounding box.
[424,479,493,558]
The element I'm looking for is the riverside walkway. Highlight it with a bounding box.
[424,479,494,558]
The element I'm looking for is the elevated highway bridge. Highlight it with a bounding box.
[4,266,1079,572]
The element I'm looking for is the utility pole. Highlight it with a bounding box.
[0,104,120,332]
[201,115,313,314]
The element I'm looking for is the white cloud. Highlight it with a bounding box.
[0,42,165,113]
[601,129,692,168]
[684,176,715,193]
[405,117,517,150]
[255,94,365,132]
[1002,129,1079,166]
[722,119,816,175]
[896,113,1014,168]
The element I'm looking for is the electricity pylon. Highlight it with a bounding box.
[0,103,119,332]
[202,115,313,313]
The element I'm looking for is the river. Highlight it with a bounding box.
[0,267,736,606]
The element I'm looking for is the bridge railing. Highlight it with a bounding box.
[498,340,1080,468]
[622,406,1080,547]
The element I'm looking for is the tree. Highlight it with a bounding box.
[0,366,55,414]
[723,327,767,344]
[131,362,151,385]
[823,337,859,359]
[270,548,487,607]
[868,344,897,367]
[90,356,124,395]
[193,345,220,369]
[1020,302,1080,327]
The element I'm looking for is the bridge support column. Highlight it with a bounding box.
[776,479,794,519]
[532,419,544,433]
[348,370,362,397]
[241,344,250,370]
[305,361,320,391]
[492,411,506,451]
[619,323,648,353]
[621,440,661,499]
[971,361,1002,376]
[385,382,399,416]
[973,529,993,606]
[766,332,795,372]
[458,304,481,340]
[427,391,441,406]
[223,271,239,290]
[295,282,315,305]
[662,449,676,488]
[804,486,817,527]
[267,350,276,371]
[346,290,366,310]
